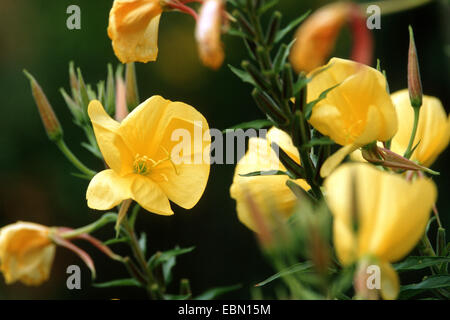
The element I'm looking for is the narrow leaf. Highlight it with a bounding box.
[93,278,141,288]
[194,284,242,300]
[394,256,450,271]
[275,10,311,43]
[223,119,273,132]
[255,261,314,287]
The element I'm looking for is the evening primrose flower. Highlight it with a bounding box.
[108,0,163,63]
[0,222,56,286]
[195,0,225,70]
[324,163,437,299]
[390,89,450,167]
[230,128,310,233]
[307,58,398,177]
[86,96,210,217]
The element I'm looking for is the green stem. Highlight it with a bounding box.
[403,107,420,159]
[60,213,117,239]
[56,139,96,177]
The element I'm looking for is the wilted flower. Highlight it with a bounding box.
[290,3,372,73]
[307,58,398,177]
[0,222,56,286]
[195,0,225,70]
[324,163,437,299]
[108,0,163,63]
[230,128,310,232]
[390,89,450,167]
[86,96,211,217]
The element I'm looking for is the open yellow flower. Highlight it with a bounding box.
[307,58,398,177]
[108,0,163,63]
[86,96,210,216]
[324,163,437,299]
[0,222,56,286]
[230,127,310,232]
[390,89,450,167]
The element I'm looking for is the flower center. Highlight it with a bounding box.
[132,147,178,179]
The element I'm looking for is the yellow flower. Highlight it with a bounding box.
[0,222,56,286]
[324,163,437,299]
[195,0,225,70]
[307,58,398,177]
[290,3,351,73]
[230,128,310,232]
[108,0,163,63]
[390,89,450,167]
[86,96,210,216]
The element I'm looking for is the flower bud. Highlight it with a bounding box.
[24,70,63,142]
[195,0,225,70]
[125,62,140,111]
[408,26,423,108]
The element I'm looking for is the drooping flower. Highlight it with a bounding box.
[0,222,56,286]
[108,0,164,63]
[195,0,225,70]
[390,89,450,167]
[307,58,398,177]
[230,127,310,233]
[324,163,437,299]
[290,3,372,73]
[86,96,211,217]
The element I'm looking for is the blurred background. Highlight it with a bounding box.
[0,0,448,299]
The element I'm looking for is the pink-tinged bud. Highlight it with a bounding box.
[24,70,63,141]
[195,0,225,70]
[115,71,128,122]
[408,26,423,108]
[349,4,373,66]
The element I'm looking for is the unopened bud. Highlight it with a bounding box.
[24,70,63,142]
[195,0,225,70]
[408,26,423,108]
[125,62,140,111]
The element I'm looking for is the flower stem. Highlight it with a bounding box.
[55,139,96,178]
[60,213,117,239]
[403,106,420,159]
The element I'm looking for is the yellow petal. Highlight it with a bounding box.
[308,58,397,146]
[390,89,450,166]
[152,102,211,209]
[108,0,162,63]
[266,127,300,161]
[320,144,358,178]
[86,169,133,210]
[324,163,437,265]
[130,175,173,215]
[379,261,400,300]
[88,100,133,175]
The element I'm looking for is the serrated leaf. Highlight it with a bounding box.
[255,261,314,287]
[194,284,242,300]
[304,83,341,120]
[93,278,141,288]
[275,10,310,43]
[228,64,256,86]
[223,119,273,132]
[394,256,450,271]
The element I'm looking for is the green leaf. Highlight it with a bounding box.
[103,237,129,246]
[163,294,191,300]
[304,83,341,120]
[293,76,311,96]
[223,119,273,133]
[275,10,311,43]
[194,284,242,300]
[400,275,450,297]
[228,64,256,86]
[148,246,195,268]
[394,256,450,271]
[239,170,293,178]
[286,180,315,202]
[255,261,314,287]
[139,232,147,256]
[93,278,141,288]
[257,0,279,15]
[273,39,296,74]
[227,27,248,39]
[301,137,335,148]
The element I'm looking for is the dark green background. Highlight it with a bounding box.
[0,0,448,299]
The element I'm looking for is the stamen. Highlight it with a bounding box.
[132,148,179,176]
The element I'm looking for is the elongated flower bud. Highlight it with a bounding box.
[408,26,423,108]
[125,62,140,111]
[195,0,225,70]
[24,70,63,142]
